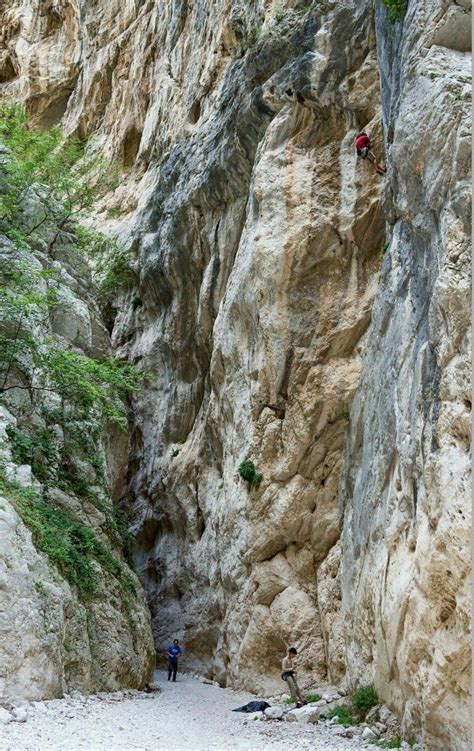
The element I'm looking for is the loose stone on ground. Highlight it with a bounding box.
[0,672,380,750]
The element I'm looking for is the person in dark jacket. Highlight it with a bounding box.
[167,639,182,682]
[355,132,386,175]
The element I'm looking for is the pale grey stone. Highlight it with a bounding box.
[263,705,285,720]
[0,707,12,724]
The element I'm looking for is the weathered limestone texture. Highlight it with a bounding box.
[340,2,471,749]
[0,1,470,747]
[114,0,384,694]
[0,182,154,704]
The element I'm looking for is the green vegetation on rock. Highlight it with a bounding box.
[379,0,406,23]
[76,225,135,298]
[5,425,56,483]
[42,349,142,430]
[353,684,378,714]
[326,705,355,726]
[294,2,313,12]
[0,104,141,430]
[0,468,136,599]
[34,579,47,595]
[241,25,263,52]
[238,459,263,487]
[0,103,118,245]
[0,103,142,600]
[273,5,284,23]
[305,693,322,702]
[0,268,142,427]
[281,692,322,705]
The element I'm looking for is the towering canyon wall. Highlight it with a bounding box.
[116,0,385,694]
[0,1,470,748]
[340,3,472,749]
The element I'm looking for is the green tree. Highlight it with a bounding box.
[0,103,119,251]
[0,254,59,392]
[0,103,141,430]
[42,349,142,430]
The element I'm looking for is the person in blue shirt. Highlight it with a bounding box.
[167,639,182,681]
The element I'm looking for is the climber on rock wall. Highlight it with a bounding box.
[355,132,386,175]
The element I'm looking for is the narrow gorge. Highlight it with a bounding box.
[0,1,471,750]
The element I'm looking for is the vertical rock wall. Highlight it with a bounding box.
[115,0,385,694]
[340,2,471,749]
[0,1,471,746]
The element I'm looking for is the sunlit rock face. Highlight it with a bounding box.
[0,1,471,747]
[111,0,384,695]
[340,2,471,749]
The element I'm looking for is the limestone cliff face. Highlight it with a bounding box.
[0,0,471,748]
[0,172,154,704]
[117,0,385,694]
[340,2,472,749]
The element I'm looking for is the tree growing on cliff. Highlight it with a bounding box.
[0,105,141,431]
[0,255,59,393]
[0,255,142,429]
[0,103,119,251]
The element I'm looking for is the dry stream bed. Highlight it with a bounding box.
[0,671,408,750]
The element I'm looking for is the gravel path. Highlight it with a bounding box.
[0,671,372,751]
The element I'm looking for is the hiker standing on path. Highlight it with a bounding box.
[167,639,182,682]
[355,132,386,175]
[281,647,306,707]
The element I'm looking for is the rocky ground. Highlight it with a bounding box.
[0,671,416,751]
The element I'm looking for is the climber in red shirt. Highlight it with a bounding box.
[355,132,386,175]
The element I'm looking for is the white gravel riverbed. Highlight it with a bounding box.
[0,671,375,751]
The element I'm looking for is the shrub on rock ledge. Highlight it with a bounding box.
[238,459,263,487]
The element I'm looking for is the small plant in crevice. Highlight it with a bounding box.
[353,683,378,715]
[241,24,263,53]
[238,459,263,487]
[379,0,406,24]
[273,5,284,23]
[106,207,121,220]
[325,705,355,726]
[381,240,390,256]
[305,693,322,703]
[6,425,57,483]
[34,580,47,595]
[294,2,313,13]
